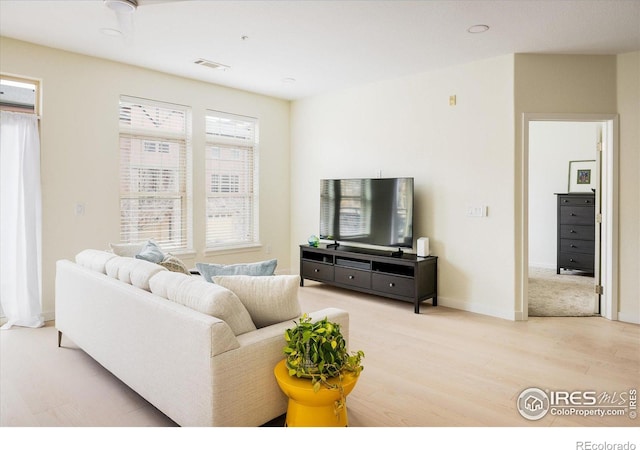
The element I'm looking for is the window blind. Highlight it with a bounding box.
[119,96,192,251]
[205,111,258,249]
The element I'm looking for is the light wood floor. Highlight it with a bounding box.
[2,281,638,433]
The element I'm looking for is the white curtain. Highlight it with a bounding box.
[0,111,44,329]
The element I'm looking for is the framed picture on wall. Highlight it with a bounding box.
[568,160,596,193]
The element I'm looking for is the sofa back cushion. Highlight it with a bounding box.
[75,249,117,274]
[104,256,166,291]
[212,275,301,328]
[149,272,257,336]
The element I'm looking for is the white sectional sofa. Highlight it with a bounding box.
[55,249,349,427]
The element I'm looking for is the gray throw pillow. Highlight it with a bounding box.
[135,240,165,264]
[196,259,277,283]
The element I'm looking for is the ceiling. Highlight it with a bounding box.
[1,0,639,100]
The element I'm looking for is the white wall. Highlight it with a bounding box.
[291,55,517,319]
[0,37,292,321]
[528,121,600,268]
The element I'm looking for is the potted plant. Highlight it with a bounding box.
[282,313,364,418]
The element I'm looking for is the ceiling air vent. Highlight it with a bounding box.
[194,59,231,71]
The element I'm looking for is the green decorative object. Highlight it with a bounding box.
[308,235,319,247]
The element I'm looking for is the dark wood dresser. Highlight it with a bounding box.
[555,192,595,274]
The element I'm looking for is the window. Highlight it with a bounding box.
[205,111,258,249]
[119,96,192,251]
[0,76,39,115]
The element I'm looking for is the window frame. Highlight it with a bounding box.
[118,95,193,253]
[204,110,259,252]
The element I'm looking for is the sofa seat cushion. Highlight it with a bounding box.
[105,256,167,291]
[75,249,117,274]
[149,272,257,336]
[212,275,301,328]
[196,259,277,283]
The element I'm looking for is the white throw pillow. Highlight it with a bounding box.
[109,242,146,257]
[174,278,256,336]
[212,275,301,328]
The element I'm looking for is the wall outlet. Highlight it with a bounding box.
[466,205,487,217]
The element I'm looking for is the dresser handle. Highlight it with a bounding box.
[570,229,576,233]
[348,275,354,280]
[389,282,395,287]
[570,244,576,248]
[570,258,575,262]
[570,213,576,216]
[563,199,568,203]
[314,268,320,273]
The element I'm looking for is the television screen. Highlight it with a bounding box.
[319,177,414,248]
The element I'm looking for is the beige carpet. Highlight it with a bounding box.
[528,267,598,317]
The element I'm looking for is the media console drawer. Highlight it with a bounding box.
[299,245,437,314]
[334,267,371,289]
[372,273,414,298]
[301,261,334,283]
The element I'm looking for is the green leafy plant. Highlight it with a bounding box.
[283,313,364,393]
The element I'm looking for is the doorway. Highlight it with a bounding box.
[521,113,619,321]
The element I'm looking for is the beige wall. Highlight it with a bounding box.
[291,52,639,323]
[3,35,637,324]
[616,51,640,324]
[514,53,638,324]
[291,55,517,319]
[0,37,292,321]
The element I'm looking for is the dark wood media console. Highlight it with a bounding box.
[299,244,438,313]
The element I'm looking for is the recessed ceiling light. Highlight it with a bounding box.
[467,24,490,33]
[104,0,137,13]
[100,28,123,37]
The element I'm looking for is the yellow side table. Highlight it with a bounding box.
[274,359,359,427]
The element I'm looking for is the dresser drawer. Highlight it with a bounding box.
[559,252,594,271]
[372,273,414,298]
[558,195,595,206]
[334,267,371,289]
[301,261,334,282]
[560,206,595,225]
[560,225,595,240]
[560,239,594,255]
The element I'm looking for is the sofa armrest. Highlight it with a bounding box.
[209,307,349,426]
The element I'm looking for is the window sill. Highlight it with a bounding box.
[204,244,263,257]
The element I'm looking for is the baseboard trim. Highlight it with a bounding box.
[437,296,517,321]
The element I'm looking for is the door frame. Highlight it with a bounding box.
[520,113,619,320]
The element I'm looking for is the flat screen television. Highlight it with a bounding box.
[319,177,414,249]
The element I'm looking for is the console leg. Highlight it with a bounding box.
[432,296,437,307]
[57,330,62,347]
